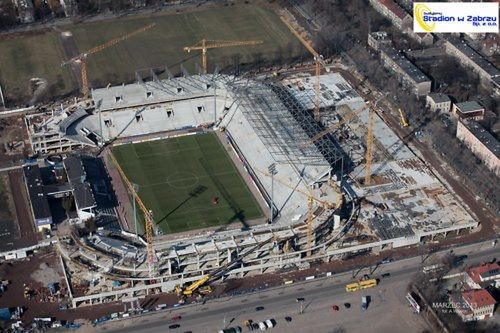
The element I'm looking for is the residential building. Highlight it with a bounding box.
[379,44,432,95]
[451,289,496,322]
[456,119,500,177]
[406,31,434,46]
[482,36,499,57]
[452,101,485,120]
[369,0,412,30]
[465,262,500,289]
[426,93,451,113]
[444,38,500,91]
[367,31,391,51]
[23,165,52,231]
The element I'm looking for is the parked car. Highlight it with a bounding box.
[169,324,180,329]
[258,321,267,330]
[255,306,265,311]
[265,319,275,328]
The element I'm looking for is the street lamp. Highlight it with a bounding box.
[268,163,277,223]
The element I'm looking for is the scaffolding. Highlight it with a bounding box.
[229,78,343,167]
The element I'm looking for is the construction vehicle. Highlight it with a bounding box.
[399,108,409,127]
[175,275,210,297]
[175,237,274,297]
[183,39,263,73]
[62,23,155,97]
[280,16,330,121]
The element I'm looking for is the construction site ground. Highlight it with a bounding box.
[0,248,125,324]
[0,116,30,168]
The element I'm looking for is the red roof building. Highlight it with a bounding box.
[465,262,500,289]
[451,289,497,322]
[369,0,412,30]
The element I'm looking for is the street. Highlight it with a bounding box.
[88,242,498,333]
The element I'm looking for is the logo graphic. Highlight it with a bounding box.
[414,3,435,32]
[413,2,498,33]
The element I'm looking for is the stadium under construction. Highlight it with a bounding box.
[24,70,477,307]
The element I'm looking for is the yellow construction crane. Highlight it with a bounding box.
[108,151,156,278]
[364,107,375,186]
[398,108,409,127]
[300,94,387,149]
[280,16,330,121]
[62,23,156,97]
[299,103,370,148]
[183,39,263,73]
[255,168,337,256]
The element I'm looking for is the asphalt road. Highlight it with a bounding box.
[94,242,498,333]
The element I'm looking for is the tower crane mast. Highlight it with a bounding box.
[183,39,263,73]
[62,23,156,97]
[280,16,330,121]
[108,151,156,278]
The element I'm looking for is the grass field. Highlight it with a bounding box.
[0,4,303,105]
[111,133,263,234]
[70,4,303,86]
[0,33,75,103]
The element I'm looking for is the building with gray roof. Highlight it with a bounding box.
[23,165,52,231]
[379,44,431,95]
[63,156,97,221]
[456,120,500,176]
[452,101,485,121]
[444,38,500,91]
[426,93,451,113]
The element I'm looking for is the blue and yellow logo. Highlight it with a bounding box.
[414,3,436,32]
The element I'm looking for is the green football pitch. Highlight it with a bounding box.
[111,133,263,234]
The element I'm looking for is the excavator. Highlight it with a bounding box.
[175,275,212,297]
[174,237,274,298]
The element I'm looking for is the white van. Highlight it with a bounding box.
[258,321,267,330]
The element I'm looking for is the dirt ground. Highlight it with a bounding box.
[0,116,30,167]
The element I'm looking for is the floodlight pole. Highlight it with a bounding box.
[268,163,277,223]
[213,76,217,125]
[0,84,5,109]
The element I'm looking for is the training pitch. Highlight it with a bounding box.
[111,133,263,234]
[0,4,303,104]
